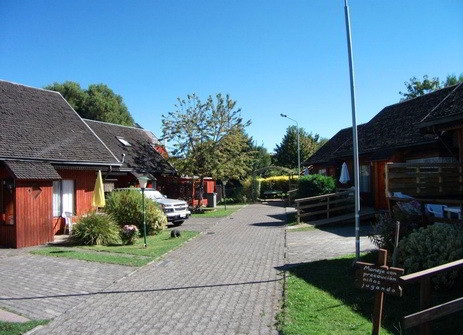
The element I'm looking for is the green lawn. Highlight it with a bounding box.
[31,230,198,267]
[278,253,463,335]
[191,204,245,218]
[0,320,48,335]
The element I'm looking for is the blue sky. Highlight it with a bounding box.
[1,1,462,153]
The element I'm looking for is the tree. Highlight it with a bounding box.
[399,73,463,101]
[273,126,325,171]
[45,81,134,126]
[248,141,272,176]
[161,93,252,203]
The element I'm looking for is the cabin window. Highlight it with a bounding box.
[359,165,371,192]
[318,168,327,176]
[53,180,75,216]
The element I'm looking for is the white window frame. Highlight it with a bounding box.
[53,180,75,216]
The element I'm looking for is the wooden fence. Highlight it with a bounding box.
[386,163,463,197]
[294,190,355,225]
[400,259,463,334]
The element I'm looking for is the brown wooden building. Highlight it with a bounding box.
[0,80,178,248]
[303,83,463,211]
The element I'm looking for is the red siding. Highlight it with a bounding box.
[15,181,54,248]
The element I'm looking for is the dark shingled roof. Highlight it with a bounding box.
[305,85,461,164]
[303,127,353,165]
[84,120,177,176]
[419,83,463,130]
[4,160,62,180]
[0,80,120,165]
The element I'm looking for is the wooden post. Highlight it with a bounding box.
[372,249,387,335]
[419,277,432,335]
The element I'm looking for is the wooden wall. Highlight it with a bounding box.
[15,181,54,248]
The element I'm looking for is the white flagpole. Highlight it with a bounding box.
[344,0,361,260]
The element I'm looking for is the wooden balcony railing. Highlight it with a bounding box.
[386,163,463,198]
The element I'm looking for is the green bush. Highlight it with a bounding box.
[398,224,463,288]
[72,212,120,246]
[260,176,293,194]
[296,174,335,198]
[369,209,421,253]
[105,190,167,235]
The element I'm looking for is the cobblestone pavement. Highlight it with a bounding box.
[284,206,377,265]
[26,203,286,334]
[0,203,378,334]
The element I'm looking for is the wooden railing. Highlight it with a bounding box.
[400,259,463,334]
[386,163,463,197]
[294,190,354,224]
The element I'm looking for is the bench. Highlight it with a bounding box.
[263,190,283,199]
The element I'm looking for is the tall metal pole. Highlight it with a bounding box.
[344,0,361,260]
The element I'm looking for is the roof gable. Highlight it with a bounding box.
[84,119,176,175]
[303,127,353,165]
[305,86,460,164]
[418,83,463,130]
[0,80,120,165]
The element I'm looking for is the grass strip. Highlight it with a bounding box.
[279,253,463,334]
[191,204,244,218]
[0,320,48,335]
[31,230,199,267]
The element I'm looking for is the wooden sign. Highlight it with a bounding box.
[354,249,404,335]
[355,262,404,297]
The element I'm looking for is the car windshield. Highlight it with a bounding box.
[144,190,165,200]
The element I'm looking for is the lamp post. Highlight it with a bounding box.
[280,113,301,175]
[138,176,149,248]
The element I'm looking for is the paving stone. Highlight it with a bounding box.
[1,202,378,334]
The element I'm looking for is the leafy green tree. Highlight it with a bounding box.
[45,81,87,113]
[45,81,134,126]
[248,141,272,176]
[273,125,324,171]
[162,93,252,203]
[399,73,463,101]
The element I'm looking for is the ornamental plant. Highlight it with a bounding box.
[105,190,167,234]
[120,224,139,245]
[398,223,463,289]
[296,174,335,198]
[71,212,120,246]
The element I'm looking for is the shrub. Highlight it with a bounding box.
[260,176,293,194]
[398,223,463,288]
[296,174,335,198]
[72,212,120,246]
[369,210,421,252]
[120,224,139,245]
[105,190,167,235]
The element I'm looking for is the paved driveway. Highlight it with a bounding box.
[2,204,286,335]
[0,202,377,334]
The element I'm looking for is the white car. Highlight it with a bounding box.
[115,188,191,225]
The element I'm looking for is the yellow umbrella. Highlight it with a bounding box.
[92,170,106,208]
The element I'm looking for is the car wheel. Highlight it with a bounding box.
[173,221,184,226]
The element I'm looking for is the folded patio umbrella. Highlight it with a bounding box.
[92,170,106,208]
[339,162,350,184]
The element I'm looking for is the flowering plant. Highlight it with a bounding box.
[120,224,139,245]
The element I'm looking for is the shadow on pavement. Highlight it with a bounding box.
[0,278,282,302]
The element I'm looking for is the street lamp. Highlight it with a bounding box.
[138,176,149,248]
[280,113,301,175]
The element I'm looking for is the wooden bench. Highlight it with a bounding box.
[263,190,283,199]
